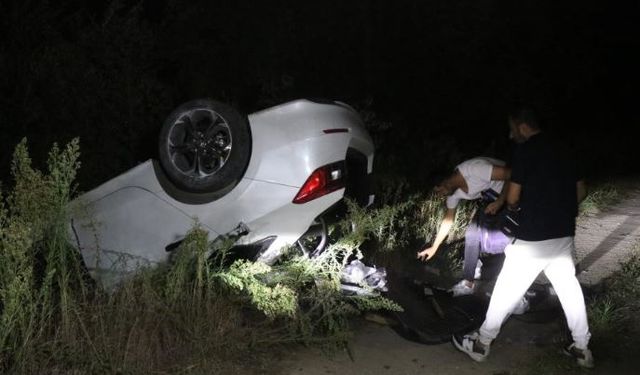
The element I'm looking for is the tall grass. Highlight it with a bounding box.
[579,182,622,216]
[0,138,408,374]
[1,138,87,371]
[522,243,640,373]
[586,243,640,359]
[0,140,250,372]
[337,190,474,284]
[6,136,631,372]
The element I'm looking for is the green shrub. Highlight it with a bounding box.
[579,182,621,216]
[586,244,640,358]
[526,243,640,372]
[1,138,85,371]
[0,131,481,373]
[0,137,409,373]
[210,220,404,345]
[338,190,473,281]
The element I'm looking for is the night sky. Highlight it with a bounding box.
[1,0,638,191]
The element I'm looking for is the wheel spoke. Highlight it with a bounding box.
[205,121,225,137]
[191,149,200,175]
[169,143,190,153]
[166,108,236,180]
[197,153,220,176]
[204,110,220,127]
[168,122,187,147]
[187,115,198,132]
[171,151,196,174]
[180,116,196,138]
[191,109,217,132]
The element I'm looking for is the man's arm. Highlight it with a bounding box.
[417,208,456,261]
[485,166,511,214]
[577,180,587,204]
[506,181,522,209]
[491,165,511,181]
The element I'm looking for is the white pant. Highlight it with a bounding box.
[478,236,591,349]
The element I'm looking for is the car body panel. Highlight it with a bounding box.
[246,100,373,187]
[69,99,374,288]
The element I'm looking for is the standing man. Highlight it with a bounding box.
[452,106,593,368]
[417,157,512,296]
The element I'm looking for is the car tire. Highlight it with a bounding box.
[158,99,251,194]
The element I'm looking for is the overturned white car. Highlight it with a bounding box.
[69,99,374,287]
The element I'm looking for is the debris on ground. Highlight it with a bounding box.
[340,259,388,295]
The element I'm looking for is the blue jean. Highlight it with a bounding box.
[462,217,511,282]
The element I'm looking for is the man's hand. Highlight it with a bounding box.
[484,200,504,215]
[417,246,437,261]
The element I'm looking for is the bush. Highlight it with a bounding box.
[1,138,86,371]
[0,138,406,373]
[579,182,622,216]
[587,244,640,358]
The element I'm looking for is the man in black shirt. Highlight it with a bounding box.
[452,106,594,368]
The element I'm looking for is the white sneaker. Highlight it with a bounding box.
[474,259,483,280]
[452,331,490,362]
[511,296,530,315]
[450,280,474,297]
[563,343,595,368]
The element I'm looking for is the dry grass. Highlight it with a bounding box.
[579,182,622,216]
[1,139,407,374]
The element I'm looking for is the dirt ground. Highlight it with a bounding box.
[275,181,640,375]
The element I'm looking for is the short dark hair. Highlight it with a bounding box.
[428,169,455,188]
[508,105,540,130]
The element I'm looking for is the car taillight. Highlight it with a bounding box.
[293,161,346,204]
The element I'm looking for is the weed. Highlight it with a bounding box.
[524,350,581,375]
[0,138,410,374]
[579,182,622,216]
[585,244,640,359]
[210,218,403,346]
[0,135,491,374]
[1,138,88,371]
[525,243,640,371]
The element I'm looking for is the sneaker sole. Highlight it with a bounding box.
[562,347,595,369]
[452,335,487,362]
[451,288,475,297]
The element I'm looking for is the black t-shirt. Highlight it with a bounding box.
[510,132,581,241]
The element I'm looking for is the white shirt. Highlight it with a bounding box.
[446,157,506,209]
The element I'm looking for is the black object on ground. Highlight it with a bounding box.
[376,265,565,345]
[381,270,489,345]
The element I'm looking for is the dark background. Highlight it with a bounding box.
[1,0,638,193]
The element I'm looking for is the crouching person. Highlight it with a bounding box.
[417,157,511,296]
